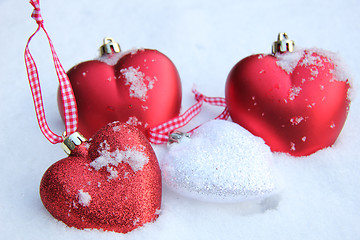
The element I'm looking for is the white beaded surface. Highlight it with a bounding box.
[161,120,277,202]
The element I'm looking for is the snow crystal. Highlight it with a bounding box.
[112,125,122,132]
[290,116,305,126]
[290,142,296,151]
[126,116,143,127]
[133,217,140,226]
[307,103,316,108]
[289,86,302,101]
[90,140,149,180]
[78,190,91,207]
[120,66,156,101]
[299,50,324,67]
[310,67,319,76]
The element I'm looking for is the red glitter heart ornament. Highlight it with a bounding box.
[40,122,162,233]
[58,38,182,139]
[225,33,351,156]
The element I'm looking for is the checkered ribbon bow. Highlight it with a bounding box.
[24,0,78,144]
[148,88,230,144]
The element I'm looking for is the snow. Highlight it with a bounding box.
[89,140,149,179]
[77,190,91,207]
[276,47,352,86]
[276,49,304,74]
[97,49,142,66]
[290,116,305,126]
[126,116,143,127]
[1,0,360,239]
[120,66,156,101]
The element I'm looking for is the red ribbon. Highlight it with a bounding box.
[24,0,78,144]
[148,88,230,144]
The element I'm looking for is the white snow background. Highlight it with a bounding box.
[1,0,360,239]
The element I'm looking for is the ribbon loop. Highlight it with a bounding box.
[25,0,78,144]
[148,88,230,144]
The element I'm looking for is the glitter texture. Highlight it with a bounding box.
[161,120,276,202]
[40,121,162,233]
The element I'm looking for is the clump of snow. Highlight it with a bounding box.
[78,190,91,207]
[305,47,351,84]
[276,47,352,84]
[310,67,319,76]
[96,49,142,66]
[289,86,302,100]
[299,50,324,68]
[275,48,304,74]
[112,125,122,132]
[120,66,156,101]
[126,116,143,127]
[90,140,149,180]
[290,116,305,126]
[290,142,296,151]
[276,47,353,101]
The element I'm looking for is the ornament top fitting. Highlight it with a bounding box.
[61,132,87,155]
[272,32,295,54]
[100,37,121,56]
[167,131,190,146]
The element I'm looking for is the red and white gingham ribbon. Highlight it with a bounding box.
[148,88,230,144]
[24,0,78,144]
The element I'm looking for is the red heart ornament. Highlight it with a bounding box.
[225,48,351,156]
[40,122,162,233]
[59,41,182,139]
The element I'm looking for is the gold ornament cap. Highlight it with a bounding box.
[272,32,295,54]
[61,132,87,155]
[100,37,121,56]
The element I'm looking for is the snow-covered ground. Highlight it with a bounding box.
[1,0,360,239]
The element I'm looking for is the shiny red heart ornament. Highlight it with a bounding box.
[59,42,182,139]
[225,48,351,156]
[40,121,162,233]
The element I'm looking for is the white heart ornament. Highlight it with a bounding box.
[161,120,277,202]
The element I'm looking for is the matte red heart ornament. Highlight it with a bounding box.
[58,38,182,139]
[225,33,351,156]
[40,121,162,233]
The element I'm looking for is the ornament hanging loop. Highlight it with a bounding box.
[272,32,295,54]
[30,0,43,25]
[148,88,230,144]
[100,37,121,56]
[61,132,87,155]
[25,0,79,145]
